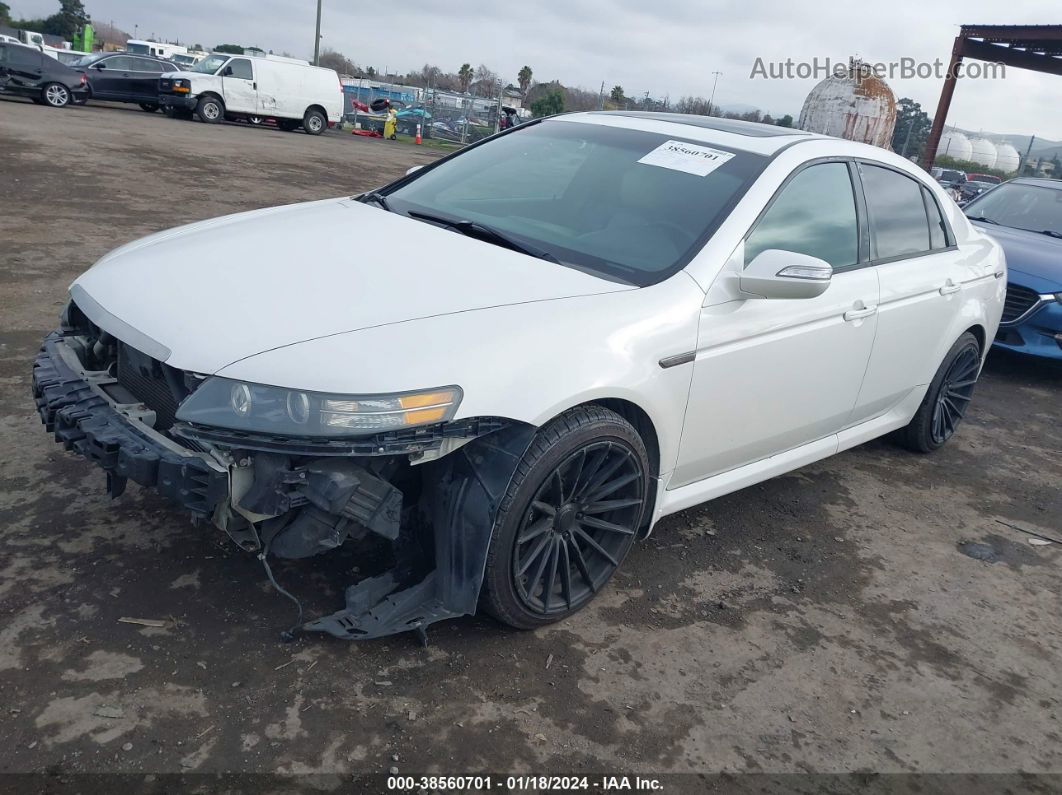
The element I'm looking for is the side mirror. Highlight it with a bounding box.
[94,62,105,70]
[222,65,233,76]
[405,165,424,176]
[739,249,833,300]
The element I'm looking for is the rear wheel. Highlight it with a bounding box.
[195,94,223,123]
[139,102,159,112]
[42,83,70,108]
[895,332,981,453]
[480,405,649,629]
[303,108,326,135]
[247,115,264,125]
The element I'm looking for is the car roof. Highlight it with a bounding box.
[1010,177,1062,190]
[557,110,870,157]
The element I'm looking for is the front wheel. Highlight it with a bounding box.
[139,102,159,112]
[895,332,981,453]
[303,108,326,135]
[480,405,649,629]
[42,82,70,108]
[195,95,223,123]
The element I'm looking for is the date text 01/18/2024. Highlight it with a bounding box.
[386,775,665,791]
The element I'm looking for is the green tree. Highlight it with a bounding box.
[40,0,89,38]
[891,98,931,158]
[214,43,244,54]
[517,65,533,97]
[609,85,625,105]
[530,89,564,118]
[457,63,473,92]
[0,2,11,25]
[776,114,793,127]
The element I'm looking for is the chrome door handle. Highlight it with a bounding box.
[844,306,877,321]
[939,282,961,295]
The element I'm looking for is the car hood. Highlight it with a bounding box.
[72,198,632,373]
[971,220,1062,288]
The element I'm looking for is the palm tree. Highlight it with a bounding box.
[518,65,533,98]
[458,63,473,93]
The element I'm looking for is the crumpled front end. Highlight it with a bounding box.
[32,301,534,643]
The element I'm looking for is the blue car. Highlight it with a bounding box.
[963,178,1062,360]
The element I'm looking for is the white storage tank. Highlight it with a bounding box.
[935,130,972,162]
[967,137,998,169]
[797,59,896,148]
[994,142,1021,174]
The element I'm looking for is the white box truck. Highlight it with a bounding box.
[159,52,343,135]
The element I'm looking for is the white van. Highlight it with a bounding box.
[158,52,343,135]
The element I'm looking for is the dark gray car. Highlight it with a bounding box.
[0,42,88,107]
[72,51,179,111]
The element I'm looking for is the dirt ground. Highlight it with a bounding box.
[1,97,1060,789]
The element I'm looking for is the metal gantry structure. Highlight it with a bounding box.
[922,25,1062,170]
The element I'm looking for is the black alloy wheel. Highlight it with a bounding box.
[930,345,980,445]
[512,441,644,616]
[480,405,650,629]
[896,331,981,453]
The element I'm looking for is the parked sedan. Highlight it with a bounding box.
[964,178,1062,360]
[73,52,179,111]
[0,41,87,107]
[32,112,1004,643]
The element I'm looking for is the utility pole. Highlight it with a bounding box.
[1022,135,1036,176]
[707,71,722,116]
[597,81,604,111]
[313,0,323,66]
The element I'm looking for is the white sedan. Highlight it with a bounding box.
[33,111,1006,641]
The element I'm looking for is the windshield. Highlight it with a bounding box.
[965,183,1062,236]
[383,120,766,285]
[72,52,106,67]
[192,54,229,74]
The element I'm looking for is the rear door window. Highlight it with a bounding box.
[5,44,42,68]
[133,58,163,73]
[745,162,858,269]
[103,56,136,71]
[861,164,932,259]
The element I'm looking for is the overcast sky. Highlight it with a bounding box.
[12,0,1060,141]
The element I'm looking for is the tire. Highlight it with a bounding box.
[247,115,264,125]
[303,108,326,135]
[42,82,70,108]
[139,102,159,112]
[195,94,223,123]
[480,405,649,630]
[895,332,981,453]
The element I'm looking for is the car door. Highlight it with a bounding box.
[127,57,163,103]
[1,44,44,93]
[847,162,969,421]
[220,57,256,113]
[671,160,879,488]
[91,55,132,99]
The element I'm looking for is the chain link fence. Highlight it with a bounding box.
[341,79,526,143]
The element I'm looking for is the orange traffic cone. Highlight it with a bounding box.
[415,124,422,145]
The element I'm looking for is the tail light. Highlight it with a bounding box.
[80,74,87,85]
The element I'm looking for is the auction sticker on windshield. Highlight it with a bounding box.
[637,140,736,177]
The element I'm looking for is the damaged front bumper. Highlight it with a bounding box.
[32,328,534,643]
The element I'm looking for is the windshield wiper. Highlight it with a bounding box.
[406,210,560,263]
[360,191,391,211]
[966,214,998,225]
[1039,229,1062,239]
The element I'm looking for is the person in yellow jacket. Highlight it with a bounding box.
[383,106,398,140]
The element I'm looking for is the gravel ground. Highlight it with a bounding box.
[1,96,1060,791]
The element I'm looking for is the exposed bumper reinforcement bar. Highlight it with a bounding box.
[32,332,228,517]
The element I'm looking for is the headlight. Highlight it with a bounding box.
[175,378,462,437]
